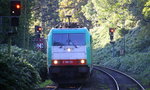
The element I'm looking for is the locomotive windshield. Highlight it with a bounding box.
[53,33,85,46]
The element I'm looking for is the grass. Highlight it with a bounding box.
[39,80,53,88]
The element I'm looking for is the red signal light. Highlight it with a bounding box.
[109,28,116,41]
[110,29,114,32]
[38,27,42,31]
[109,28,115,32]
[16,4,21,9]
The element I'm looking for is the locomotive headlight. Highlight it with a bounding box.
[53,60,58,64]
[81,59,86,64]
[67,48,71,52]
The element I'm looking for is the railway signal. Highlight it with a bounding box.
[10,1,21,16]
[109,28,116,57]
[35,26,43,33]
[10,1,21,26]
[35,26,43,38]
[109,28,115,41]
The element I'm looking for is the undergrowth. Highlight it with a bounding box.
[92,23,150,86]
[0,45,48,89]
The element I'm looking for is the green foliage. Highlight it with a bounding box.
[0,45,48,81]
[130,24,150,52]
[81,0,149,29]
[128,0,146,19]
[82,0,136,28]
[104,52,150,85]
[82,0,96,21]
[118,28,129,36]
[93,23,150,86]
[143,0,150,20]
[39,80,53,88]
[59,0,88,25]
[0,0,9,16]
[83,0,150,86]
[0,53,40,90]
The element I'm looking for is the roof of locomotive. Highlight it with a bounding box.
[49,27,90,34]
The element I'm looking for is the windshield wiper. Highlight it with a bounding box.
[68,40,77,48]
[53,42,64,48]
[59,45,63,48]
[59,43,64,48]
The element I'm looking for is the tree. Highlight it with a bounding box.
[142,0,150,21]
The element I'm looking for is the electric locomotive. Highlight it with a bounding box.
[47,23,92,84]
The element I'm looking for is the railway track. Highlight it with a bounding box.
[93,66,145,90]
[38,66,145,90]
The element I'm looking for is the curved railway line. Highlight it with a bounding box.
[38,66,145,90]
[93,66,145,90]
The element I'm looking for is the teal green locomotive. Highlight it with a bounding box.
[47,26,92,84]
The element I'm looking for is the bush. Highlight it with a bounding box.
[104,52,150,85]
[0,53,40,90]
[118,28,129,37]
[0,45,48,81]
[0,45,49,89]
[142,0,150,21]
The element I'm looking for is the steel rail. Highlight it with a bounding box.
[94,65,145,90]
[94,67,120,90]
[102,66,145,90]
